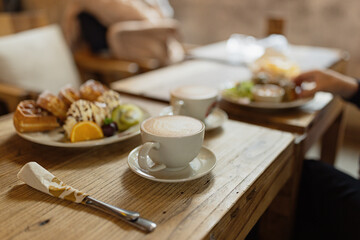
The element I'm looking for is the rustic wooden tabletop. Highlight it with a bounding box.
[0,96,294,240]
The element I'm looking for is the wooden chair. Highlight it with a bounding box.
[73,46,160,85]
[267,17,285,36]
[0,23,81,113]
[0,11,143,114]
[0,11,50,114]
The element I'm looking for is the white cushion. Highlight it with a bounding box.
[0,24,80,94]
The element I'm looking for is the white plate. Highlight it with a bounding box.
[16,107,151,148]
[221,91,313,109]
[128,146,216,183]
[159,107,228,131]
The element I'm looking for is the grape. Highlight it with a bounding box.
[109,122,118,132]
[101,124,117,137]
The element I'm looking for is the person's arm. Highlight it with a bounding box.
[347,79,360,107]
[293,69,359,106]
[107,19,184,65]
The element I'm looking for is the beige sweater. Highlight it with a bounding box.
[62,0,184,65]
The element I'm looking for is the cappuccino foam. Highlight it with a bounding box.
[171,85,218,99]
[142,116,203,137]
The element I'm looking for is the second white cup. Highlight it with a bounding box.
[170,85,218,122]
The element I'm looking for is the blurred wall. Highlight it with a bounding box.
[21,0,68,23]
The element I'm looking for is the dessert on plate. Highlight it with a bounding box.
[58,85,80,107]
[79,79,108,101]
[223,49,302,103]
[13,80,144,143]
[13,100,60,133]
[36,91,68,120]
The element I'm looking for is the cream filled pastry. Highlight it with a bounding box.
[63,99,108,137]
[17,162,88,203]
[97,90,122,112]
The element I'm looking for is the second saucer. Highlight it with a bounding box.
[159,107,228,131]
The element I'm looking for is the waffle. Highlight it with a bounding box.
[13,100,60,133]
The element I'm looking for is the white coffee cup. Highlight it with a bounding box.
[170,85,218,121]
[138,115,205,172]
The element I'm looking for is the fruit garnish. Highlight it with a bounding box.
[103,117,113,125]
[70,121,104,143]
[111,104,143,131]
[101,122,118,137]
[223,81,254,99]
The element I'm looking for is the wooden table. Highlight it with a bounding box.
[223,93,344,239]
[111,42,346,239]
[111,42,348,102]
[111,59,344,165]
[0,96,294,240]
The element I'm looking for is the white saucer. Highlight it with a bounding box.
[159,107,228,131]
[127,146,216,183]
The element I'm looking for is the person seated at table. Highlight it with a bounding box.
[62,0,185,66]
[293,69,360,240]
[294,69,359,107]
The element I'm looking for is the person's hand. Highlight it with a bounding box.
[293,70,334,98]
[293,69,358,98]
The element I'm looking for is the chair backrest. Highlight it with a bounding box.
[267,17,285,36]
[0,24,80,93]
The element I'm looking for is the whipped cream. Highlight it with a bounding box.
[63,99,108,137]
[17,162,88,203]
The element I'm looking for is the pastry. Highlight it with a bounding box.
[97,90,122,112]
[63,99,108,137]
[13,100,60,133]
[36,91,68,120]
[58,85,80,107]
[79,80,108,101]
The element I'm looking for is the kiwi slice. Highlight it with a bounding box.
[111,104,143,131]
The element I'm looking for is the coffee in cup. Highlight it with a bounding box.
[170,85,218,122]
[138,115,205,172]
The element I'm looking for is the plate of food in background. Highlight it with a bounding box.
[221,49,313,109]
[13,80,150,147]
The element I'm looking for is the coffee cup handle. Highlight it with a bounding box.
[172,100,184,115]
[138,142,166,172]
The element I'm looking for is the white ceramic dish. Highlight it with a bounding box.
[221,91,313,109]
[128,146,216,183]
[159,107,228,131]
[16,107,151,148]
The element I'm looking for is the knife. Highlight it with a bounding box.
[17,162,156,232]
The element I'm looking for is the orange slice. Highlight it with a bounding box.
[70,121,104,143]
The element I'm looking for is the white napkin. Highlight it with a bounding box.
[17,162,88,203]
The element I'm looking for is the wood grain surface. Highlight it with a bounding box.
[0,96,294,240]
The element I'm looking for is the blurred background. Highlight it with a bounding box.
[11,0,359,77]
